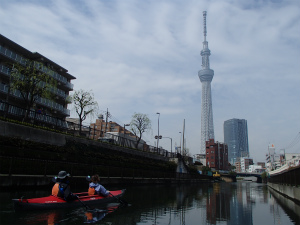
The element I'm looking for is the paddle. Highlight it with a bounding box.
[52,176,97,211]
[75,195,93,211]
[109,192,128,206]
[86,176,129,206]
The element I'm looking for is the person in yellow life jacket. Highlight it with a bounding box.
[52,171,76,201]
[88,174,110,196]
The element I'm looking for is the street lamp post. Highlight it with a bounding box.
[156,112,160,151]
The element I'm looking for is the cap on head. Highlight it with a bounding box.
[57,171,70,179]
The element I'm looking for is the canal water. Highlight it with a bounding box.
[0,181,299,225]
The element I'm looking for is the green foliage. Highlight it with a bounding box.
[188,165,199,175]
[261,171,267,181]
[9,60,57,119]
[201,166,211,173]
[194,161,202,166]
[229,171,237,176]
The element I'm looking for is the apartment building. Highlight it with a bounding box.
[0,34,75,127]
[206,139,229,171]
[240,157,253,172]
[235,160,241,173]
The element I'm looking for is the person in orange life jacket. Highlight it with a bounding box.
[88,174,110,196]
[52,171,76,201]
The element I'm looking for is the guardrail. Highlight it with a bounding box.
[0,101,176,158]
[268,166,300,187]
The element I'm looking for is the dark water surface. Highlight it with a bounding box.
[0,182,299,225]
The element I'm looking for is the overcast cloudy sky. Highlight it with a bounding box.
[1,0,299,162]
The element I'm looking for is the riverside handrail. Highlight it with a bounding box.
[0,101,176,158]
[268,166,300,187]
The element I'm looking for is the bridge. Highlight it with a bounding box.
[236,172,262,183]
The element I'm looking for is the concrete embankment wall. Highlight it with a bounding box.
[0,175,212,189]
[0,120,167,162]
[268,183,300,204]
[0,120,66,146]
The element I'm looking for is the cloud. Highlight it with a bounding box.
[0,0,299,161]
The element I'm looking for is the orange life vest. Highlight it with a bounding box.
[88,187,95,196]
[52,183,60,196]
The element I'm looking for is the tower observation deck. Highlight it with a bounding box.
[198,11,215,154]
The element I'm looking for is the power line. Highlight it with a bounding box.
[285,132,300,150]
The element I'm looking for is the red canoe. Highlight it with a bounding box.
[12,189,125,211]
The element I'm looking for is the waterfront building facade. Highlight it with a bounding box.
[224,118,249,165]
[266,144,281,171]
[0,34,75,127]
[248,164,265,173]
[205,139,228,171]
[198,11,215,154]
[235,160,241,172]
[240,157,253,172]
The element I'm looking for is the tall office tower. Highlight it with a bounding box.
[198,11,215,154]
[224,119,249,165]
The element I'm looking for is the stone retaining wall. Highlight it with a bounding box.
[268,183,300,204]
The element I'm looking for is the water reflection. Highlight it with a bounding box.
[0,182,299,224]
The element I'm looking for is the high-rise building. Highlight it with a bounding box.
[224,118,249,165]
[198,11,214,154]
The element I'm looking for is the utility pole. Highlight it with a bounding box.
[105,108,110,133]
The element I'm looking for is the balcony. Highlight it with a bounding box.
[0,84,70,117]
[0,102,68,129]
[0,45,73,89]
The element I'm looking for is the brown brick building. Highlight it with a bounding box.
[206,139,229,170]
[89,117,132,140]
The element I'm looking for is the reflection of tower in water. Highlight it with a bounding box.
[206,183,231,224]
[229,182,253,225]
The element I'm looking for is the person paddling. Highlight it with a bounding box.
[88,174,110,196]
[52,171,76,201]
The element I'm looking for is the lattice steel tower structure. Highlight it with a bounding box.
[198,11,214,154]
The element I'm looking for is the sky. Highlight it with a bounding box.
[0,0,299,162]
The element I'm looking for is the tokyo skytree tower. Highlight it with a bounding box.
[198,11,214,154]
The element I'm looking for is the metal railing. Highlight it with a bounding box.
[0,101,68,129]
[0,101,177,158]
[0,83,69,116]
[268,166,300,187]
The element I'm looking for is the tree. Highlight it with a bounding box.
[71,89,98,135]
[201,166,211,175]
[130,113,151,149]
[9,60,57,121]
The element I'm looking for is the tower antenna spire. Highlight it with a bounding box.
[203,11,207,42]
